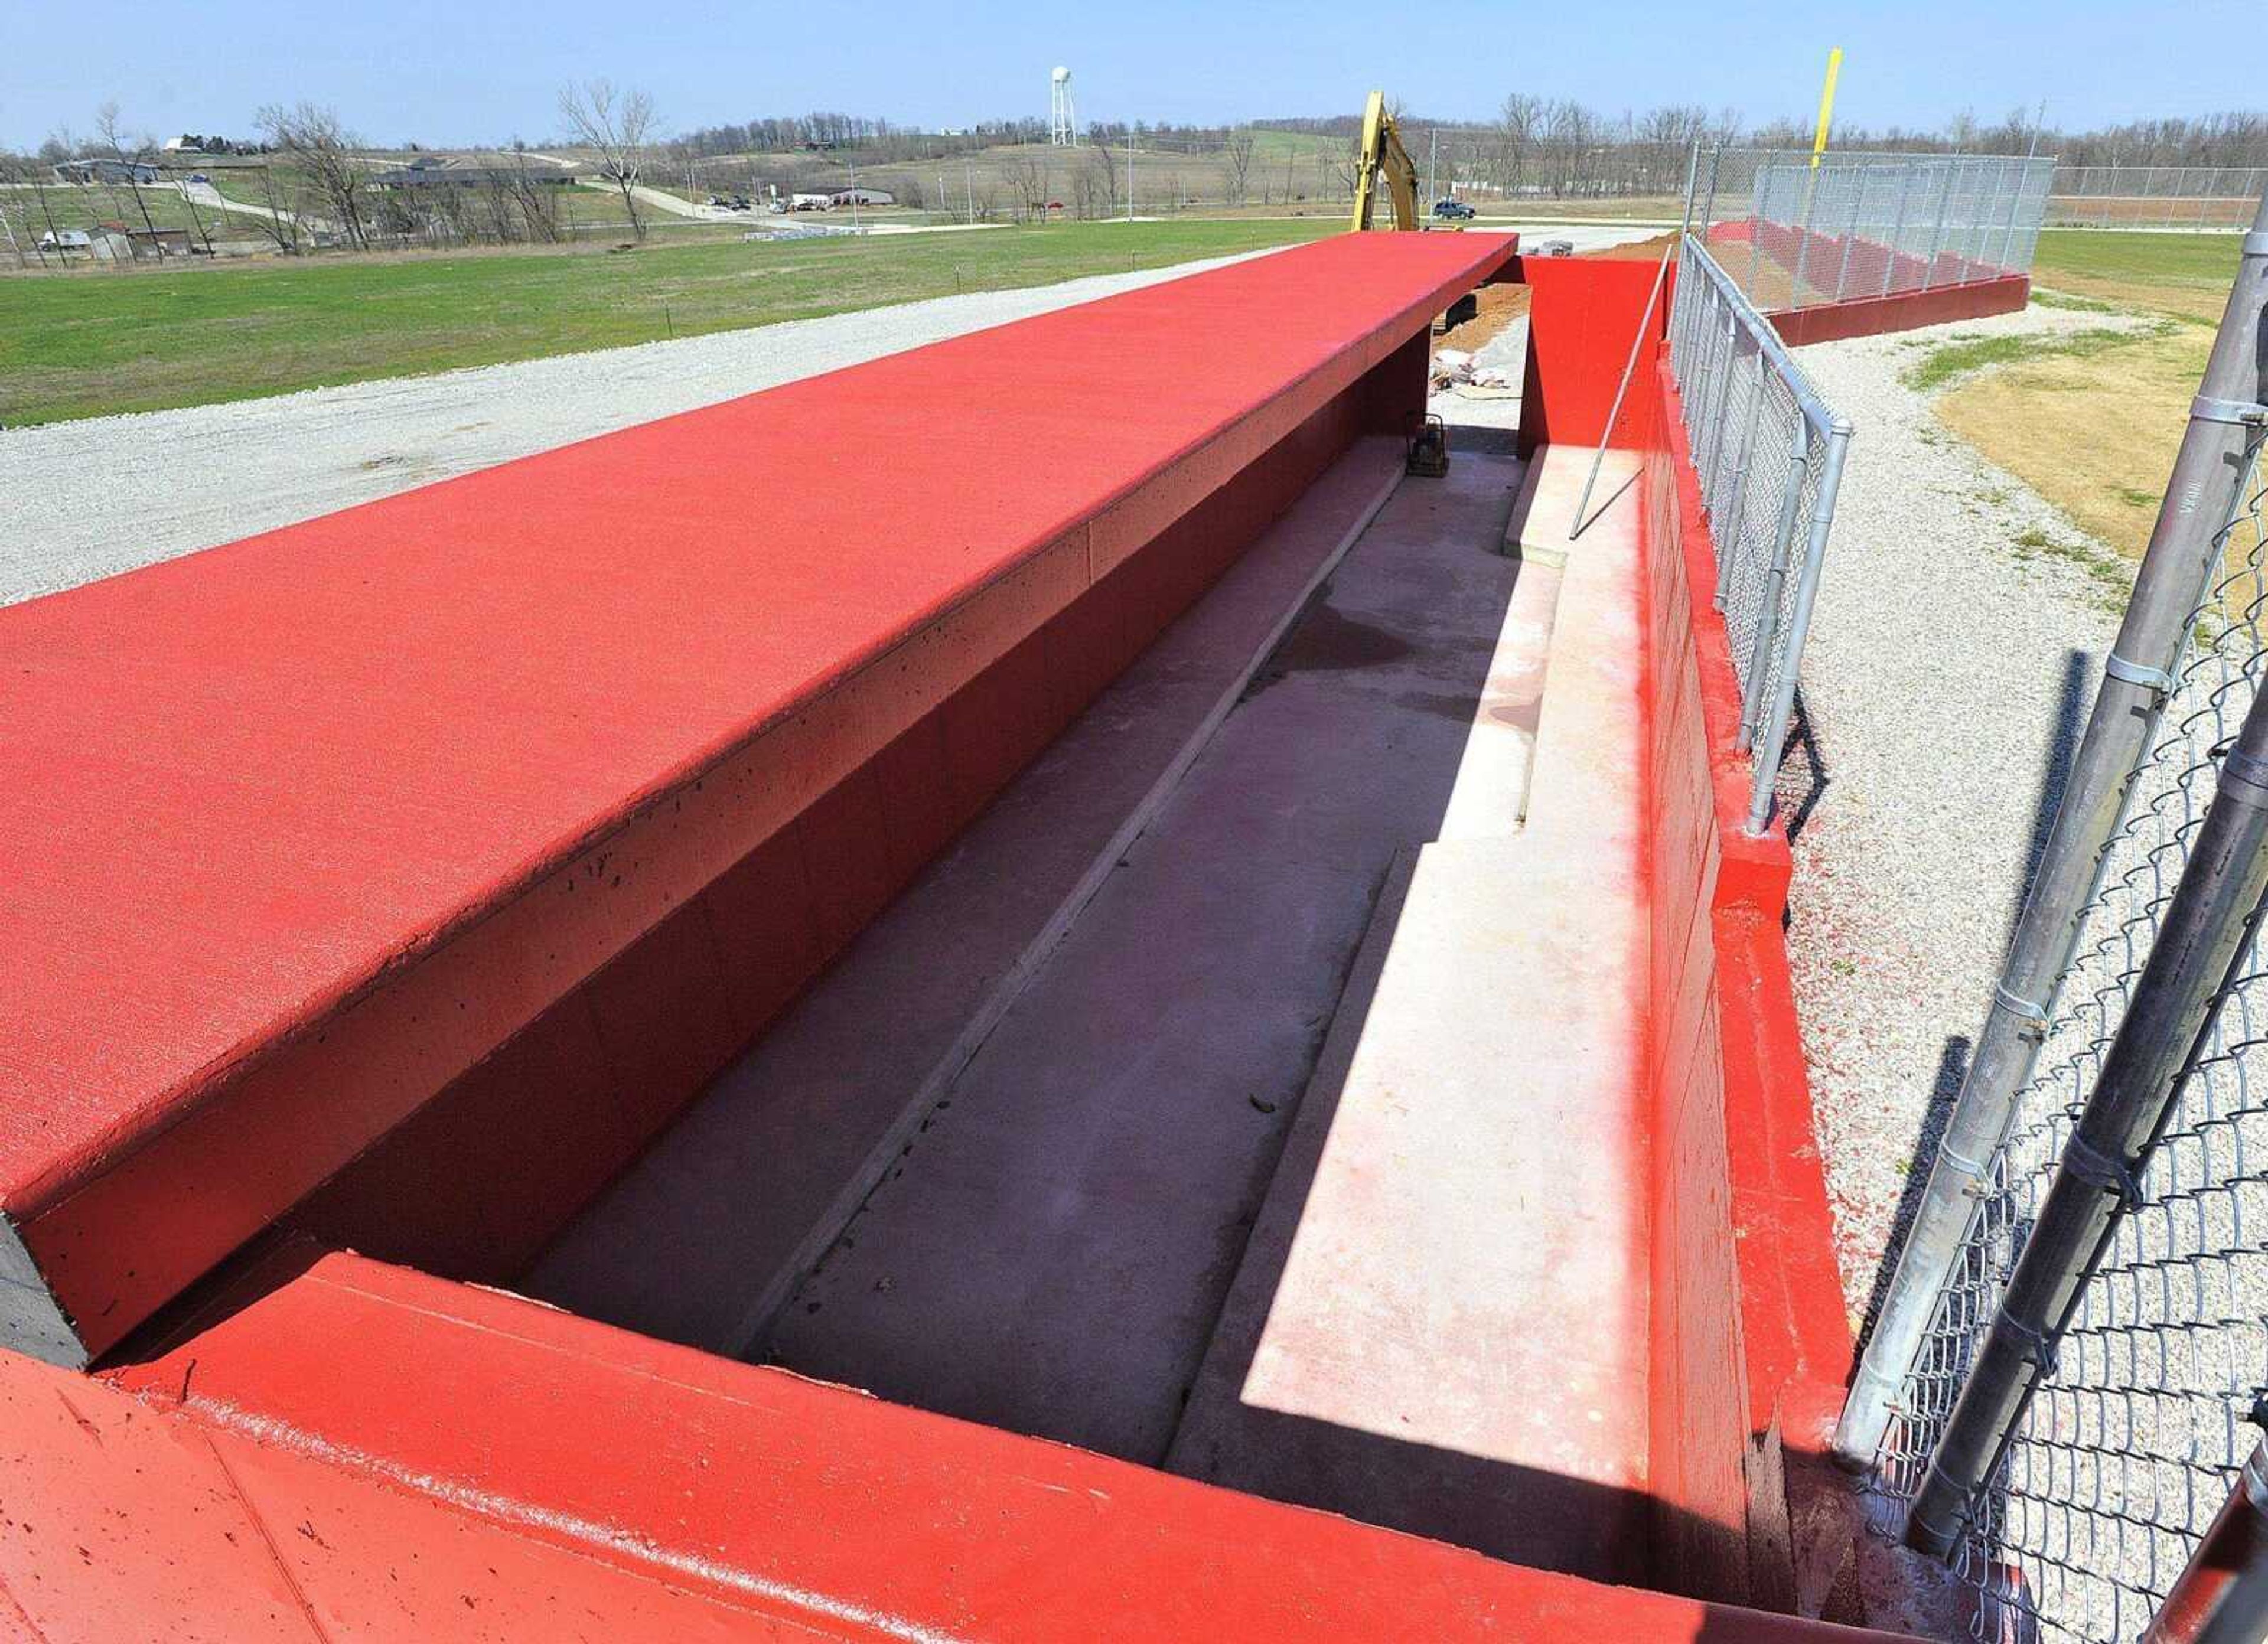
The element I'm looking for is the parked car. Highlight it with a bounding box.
[1432,198,1476,221]
[187,172,210,184]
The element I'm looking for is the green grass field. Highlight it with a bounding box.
[0,218,1332,426]
[2029,229,2247,322]
[2,182,223,240]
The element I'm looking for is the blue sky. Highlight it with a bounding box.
[4,0,2260,150]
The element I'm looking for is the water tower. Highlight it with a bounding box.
[1049,67,1076,146]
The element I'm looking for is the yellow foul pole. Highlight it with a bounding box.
[1811,47,1843,169]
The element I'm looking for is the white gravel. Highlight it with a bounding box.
[1783,302,2159,1322]
[0,249,1273,607]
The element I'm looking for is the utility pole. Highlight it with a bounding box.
[1428,126,1439,204]
[1126,126,1135,222]
[849,150,861,230]
[965,159,976,224]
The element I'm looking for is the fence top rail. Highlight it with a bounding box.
[1724,146,2060,168]
[1677,237,1850,439]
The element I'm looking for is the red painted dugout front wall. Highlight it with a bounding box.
[1521,255,1864,1611]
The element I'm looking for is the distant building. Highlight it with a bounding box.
[51,158,164,185]
[368,156,577,191]
[161,136,204,154]
[829,188,894,207]
[124,227,197,259]
[35,229,93,252]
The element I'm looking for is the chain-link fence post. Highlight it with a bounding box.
[1791,169,1819,304]
[1739,441,1812,752]
[1906,666,2268,1557]
[1833,191,2268,1469]
[1745,418,1849,833]
[1920,158,1958,292]
[1882,164,1917,298]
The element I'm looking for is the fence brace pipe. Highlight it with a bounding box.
[1833,191,2268,1468]
[1905,672,2268,1557]
[1568,243,1674,539]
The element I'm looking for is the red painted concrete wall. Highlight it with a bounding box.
[1635,344,1859,1609]
[1707,218,2031,345]
[0,1244,1917,1641]
[287,358,1408,1288]
[0,235,1512,1366]
[1767,274,2029,346]
[1517,254,1669,455]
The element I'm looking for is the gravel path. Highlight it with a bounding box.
[0,249,1273,606]
[1784,304,2157,1323]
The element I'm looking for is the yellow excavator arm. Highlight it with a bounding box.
[1350,90,1422,231]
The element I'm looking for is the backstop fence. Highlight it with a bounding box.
[2048,168,2268,233]
[1665,233,1852,832]
[1690,149,2055,315]
[1834,200,2268,1642]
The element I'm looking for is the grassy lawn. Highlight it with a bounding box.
[2030,229,2246,322]
[0,218,1331,426]
[1910,229,2247,570]
[2,182,224,239]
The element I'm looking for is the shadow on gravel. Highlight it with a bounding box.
[2003,647,2093,961]
[1850,1034,1972,1358]
[1772,685,1831,844]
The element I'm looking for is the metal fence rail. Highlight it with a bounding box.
[1692,149,2055,315]
[1666,235,1852,832]
[1846,196,2268,1641]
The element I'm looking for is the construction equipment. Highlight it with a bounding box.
[1406,413,1449,477]
[1350,91,1421,233]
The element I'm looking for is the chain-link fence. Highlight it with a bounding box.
[1865,420,2268,1642]
[2048,167,2268,232]
[1667,234,1852,831]
[1691,149,2055,314]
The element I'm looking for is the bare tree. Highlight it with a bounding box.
[249,161,304,252]
[1223,127,1256,206]
[93,101,169,256]
[504,147,563,243]
[256,103,371,249]
[1001,153,1050,221]
[559,78,657,241]
[1495,94,1543,197]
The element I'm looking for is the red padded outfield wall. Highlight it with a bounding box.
[0,233,1514,1367]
